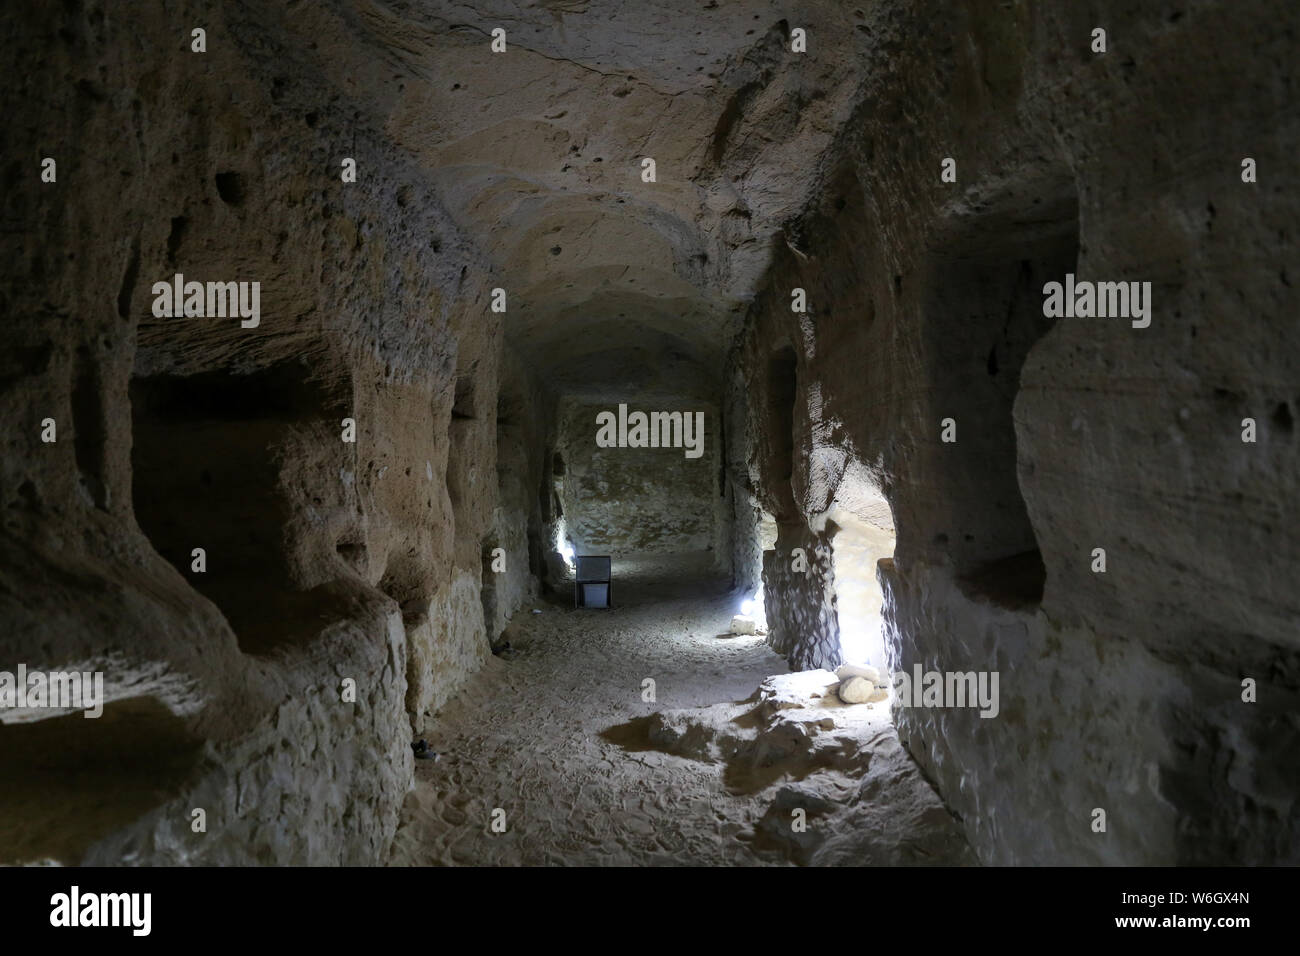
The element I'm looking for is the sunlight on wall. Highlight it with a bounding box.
[554,516,576,569]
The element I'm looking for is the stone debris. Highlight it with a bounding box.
[837,676,874,704]
[392,557,974,866]
[411,739,440,762]
[729,614,758,635]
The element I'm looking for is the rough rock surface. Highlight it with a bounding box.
[3,0,1295,866]
[836,676,872,705]
[554,397,722,556]
[732,1,1300,863]
[1,0,511,864]
[392,555,972,866]
[729,614,758,635]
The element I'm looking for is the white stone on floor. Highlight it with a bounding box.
[838,675,874,703]
[729,614,758,635]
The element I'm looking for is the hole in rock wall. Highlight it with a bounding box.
[130,361,351,654]
[447,375,476,521]
[71,357,108,510]
[479,534,501,626]
[1272,401,1293,433]
[214,171,245,206]
[923,176,1080,608]
[452,375,476,420]
[0,696,205,865]
[827,512,897,670]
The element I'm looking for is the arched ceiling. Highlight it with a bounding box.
[283,0,870,399]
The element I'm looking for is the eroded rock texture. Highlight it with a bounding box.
[1,0,1295,866]
[1,0,506,864]
[732,2,1299,863]
[555,397,723,556]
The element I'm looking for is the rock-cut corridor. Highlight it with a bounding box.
[1,0,1296,873]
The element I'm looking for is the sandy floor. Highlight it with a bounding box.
[390,553,974,866]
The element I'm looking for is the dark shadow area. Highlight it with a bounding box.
[608,553,729,604]
[451,375,476,420]
[0,696,207,865]
[479,534,501,629]
[130,361,350,655]
[957,548,1046,609]
[599,715,659,752]
[920,173,1080,599]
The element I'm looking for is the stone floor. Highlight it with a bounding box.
[390,553,974,866]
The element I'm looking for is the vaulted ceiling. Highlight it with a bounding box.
[282,0,869,399]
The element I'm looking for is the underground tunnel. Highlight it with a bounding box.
[1,0,1298,897]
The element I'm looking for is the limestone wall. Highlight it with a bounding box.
[3,0,1295,867]
[0,0,505,864]
[555,396,722,556]
[732,0,1300,863]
